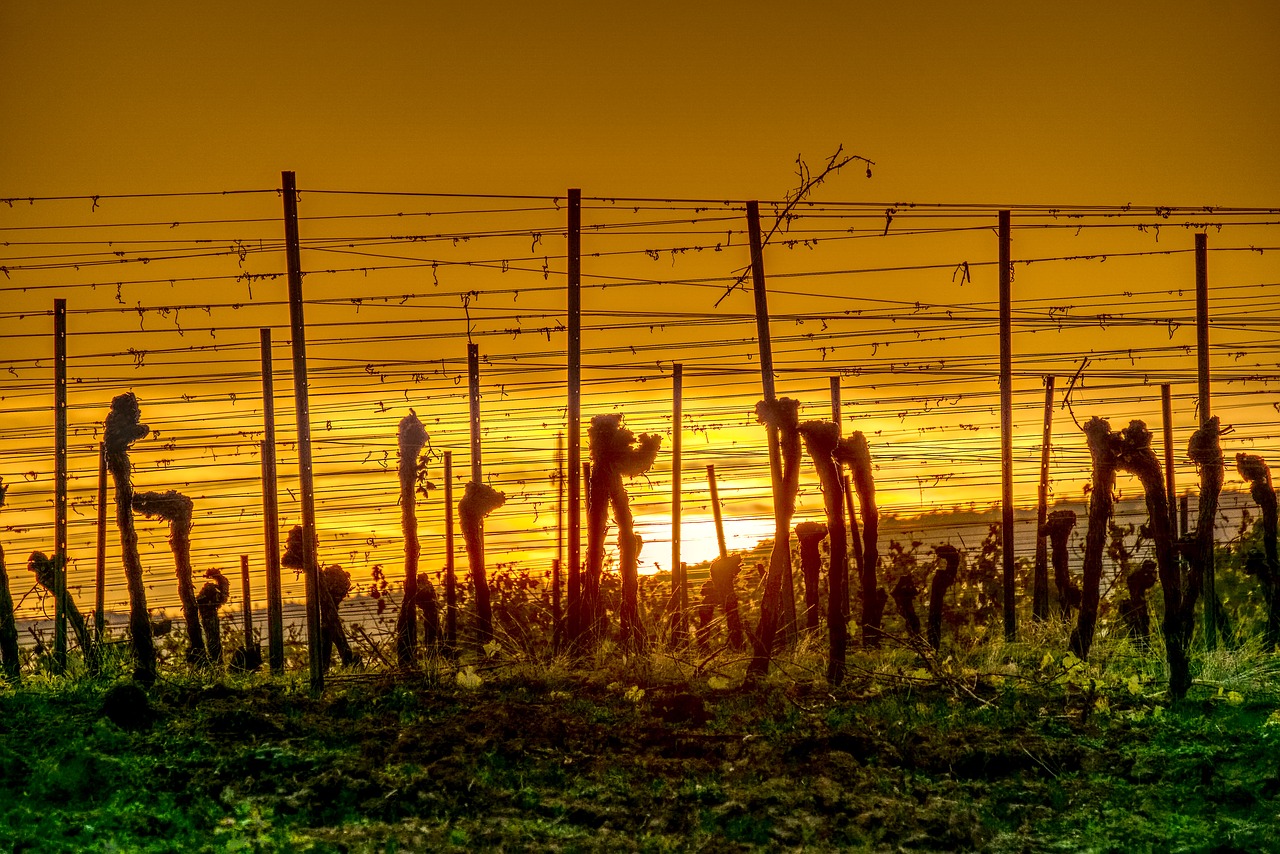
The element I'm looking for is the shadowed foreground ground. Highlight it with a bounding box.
[1,663,1278,852]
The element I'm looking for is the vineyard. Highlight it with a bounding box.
[2,178,1280,849]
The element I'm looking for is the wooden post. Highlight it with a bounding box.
[553,432,563,651]
[468,343,483,483]
[240,554,255,651]
[53,298,68,672]
[94,441,107,643]
[1195,232,1216,650]
[1161,384,1177,535]
[1180,494,1189,538]
[998,210,1017,642]
[747,200,797,675]
[1033,375,1055,622]
[830,376,850,613]
[281,170,324,693]
[567,188,582,642]
[843,473,863,588]
[671,364,685,639]
[707,464,728,559]
[1195,235,1211,424]
[260,329,285,675]
[443,451,457,651]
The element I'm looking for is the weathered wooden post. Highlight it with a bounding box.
[281,170,324,693]
[746,201,798,678]
[998,211,1016,642]
[1161,384,1177,535]
[1033,375,1055,622]
[259,328,285,675]
[444,451,457,652]
[670,363,685,643]
[567,188,583,643]
[1194,232,1217,650]
[94,441,107,644]
[53,299,68,672]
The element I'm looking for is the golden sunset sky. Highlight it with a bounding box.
[2,2,1278,622]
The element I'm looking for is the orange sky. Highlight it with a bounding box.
[2,2,1279,622]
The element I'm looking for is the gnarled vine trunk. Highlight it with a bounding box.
[1069,418,1186,698]
[1174,418,1223,680]
[283,526,357,670]
[1070,418,1118,660]
[891,574,921,638]
[28,552,94,656]
[748,398,801,678]
[1041,509,1078,619]
[132,490,205,664]
[459,482,505,646]
[1237,453,1279,651]
[195,568,229,664]
[799,419,851,685]
[414,572,442,647]
[586,414,661,651]
[395,412,428,666]
[104,393,156,685]
[927,545,960,650]
[0,481,20,683]
[1119,559,1158,650]
[697,553,745,652]
[794,521,828,632]
[837,432,885,647]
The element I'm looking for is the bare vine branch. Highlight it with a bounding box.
[714,145,874,307]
